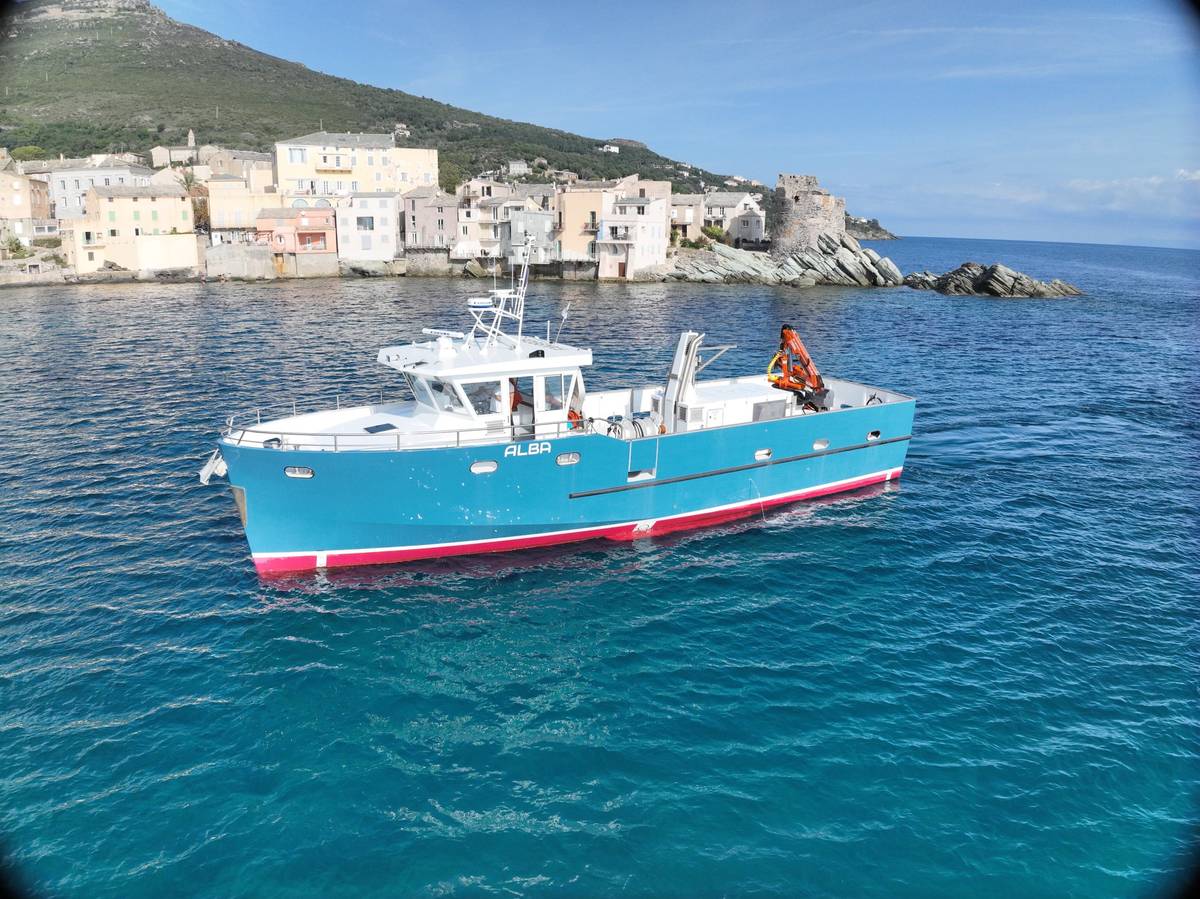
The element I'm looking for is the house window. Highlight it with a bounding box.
[462,225,468,236]
[356,216,375,231]
[108,229,117,237]
[637,206,645,215]
[360,234,372,250]
[74,179,80,189]
[104,178,110,186]
[375,172,382,182]
[87,251,94,261]
[367,156,374,166]
[351,181,358,191]
[182,210,188,220]
[151,210,158,221]
[59,180,65,189]
[133,211,140,221]
[108,211,116,222]
[400,171,408,182]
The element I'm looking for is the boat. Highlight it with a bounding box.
[200,247,916,574]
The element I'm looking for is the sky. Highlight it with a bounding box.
[157,0,1200,248]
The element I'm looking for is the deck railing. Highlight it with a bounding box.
[221,390,588,452]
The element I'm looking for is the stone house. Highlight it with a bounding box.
[62,185,199,274]
[150,130,199,168]
[703,191,766,245]
[207,149,273,182]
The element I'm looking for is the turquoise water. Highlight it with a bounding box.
[1,237,1197,897]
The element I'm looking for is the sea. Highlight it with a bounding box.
[1,236,1197,898]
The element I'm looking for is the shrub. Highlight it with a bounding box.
[3,235,32,258]
[31,236,61,249]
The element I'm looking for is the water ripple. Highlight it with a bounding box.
[0,239,1197,897]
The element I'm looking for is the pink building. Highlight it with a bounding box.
[254,207,337,254]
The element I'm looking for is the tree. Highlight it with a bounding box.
[11,145,46,161]
[439,160,466,193]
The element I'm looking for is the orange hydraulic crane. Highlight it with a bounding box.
[767,324,830,410]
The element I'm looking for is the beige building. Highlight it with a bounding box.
[207,149,273,182]
[273,131,438,205]
[0,172,51,221]
[208,175,280,244]
[670,194,706,241]
[63,185,198,274]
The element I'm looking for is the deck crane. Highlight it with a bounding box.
[767,323,831,411]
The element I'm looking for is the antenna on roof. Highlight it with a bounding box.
[553,302,571,343]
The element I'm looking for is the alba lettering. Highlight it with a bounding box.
[504,442,552,458]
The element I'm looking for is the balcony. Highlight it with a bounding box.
[582,220,600,232]
[314,161,353,174]
[598,227,634,243]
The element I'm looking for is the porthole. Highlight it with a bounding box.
[556,452,580,466]
[867,430,881,441]
[284,466,314,479]
[470,460,498,474]
[812,438,830,451]
[755,448,772,461]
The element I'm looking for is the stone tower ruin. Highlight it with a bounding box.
[770,174,845,259]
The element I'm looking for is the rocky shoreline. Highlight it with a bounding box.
[666,234,903,287]
[904,262,1083,298]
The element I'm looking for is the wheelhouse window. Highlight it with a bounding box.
[460,380,503,416]
[541,373,571,411]
[427,378,465,413]
[404,373,436,408]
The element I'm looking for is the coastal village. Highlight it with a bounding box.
[0,127,895,288]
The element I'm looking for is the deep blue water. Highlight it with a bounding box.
[1,236,1197,897]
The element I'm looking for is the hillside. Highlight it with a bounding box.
[0,0,730,191]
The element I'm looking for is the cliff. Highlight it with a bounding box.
[845,214,897,240]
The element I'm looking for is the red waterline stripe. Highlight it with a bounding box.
[253,468,901,574]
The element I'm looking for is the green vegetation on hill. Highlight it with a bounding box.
[0,0,730,191]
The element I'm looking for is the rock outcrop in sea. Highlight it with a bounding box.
[903,262,1083,298]
[666,233,903,288]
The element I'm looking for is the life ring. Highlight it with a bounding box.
[567,408,583,430]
